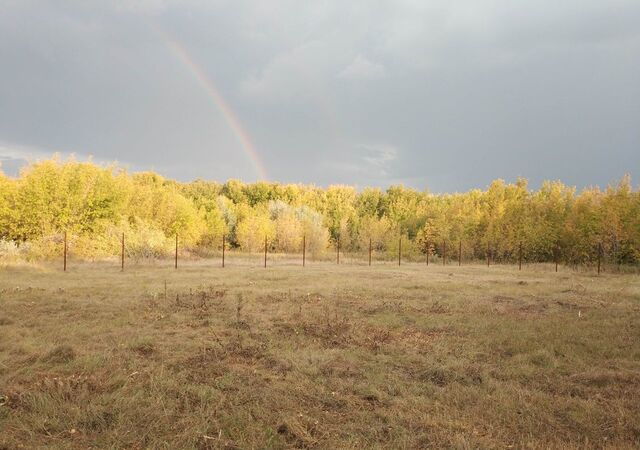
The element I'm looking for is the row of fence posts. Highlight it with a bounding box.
[59,232,609,275]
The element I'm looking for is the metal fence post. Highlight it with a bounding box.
[443,240,446,266]
[121,232,125,271]
[519,241,522,271]
[597,242,602,275]
[426,242,429,266]
[487,242,490,267]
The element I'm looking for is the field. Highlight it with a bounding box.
[1,258,639,449]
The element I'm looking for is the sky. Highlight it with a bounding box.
[0,0,639,192]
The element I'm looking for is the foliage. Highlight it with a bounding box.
[0,157,638,264]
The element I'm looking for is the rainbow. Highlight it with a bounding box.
[161,32,268,180]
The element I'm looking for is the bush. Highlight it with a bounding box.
[121,219,173,260]
[0,239,30,264]
[0,239,20,257]
[23,234,64,260]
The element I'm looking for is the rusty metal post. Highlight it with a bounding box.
[555,247,558,272]
[597,243,602,275]
[264,236,267,268]
[398,236,401,266]
[443,240,446,266]
[121,232,125,271]
[487,242,490,267]
[175,234,178,269]
[458,240,462,266]
[63,231,67,272]
[369,237,372,266]
[222,235,225,268]
[426,242,429,266]
[302,235,306,267]
[519,241,522,271]
[337,237,340,265]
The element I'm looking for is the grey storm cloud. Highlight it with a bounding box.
[0,0,639,191]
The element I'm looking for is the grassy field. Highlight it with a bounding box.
[1,258,639,449]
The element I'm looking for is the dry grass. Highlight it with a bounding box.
[0,258,639,449]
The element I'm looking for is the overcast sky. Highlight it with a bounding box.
[1,0,639,191]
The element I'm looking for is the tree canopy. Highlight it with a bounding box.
[1,157,638,264]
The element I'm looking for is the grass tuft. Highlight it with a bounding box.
[42,345,75,364]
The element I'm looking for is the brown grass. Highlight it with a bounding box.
[0,258,639,449]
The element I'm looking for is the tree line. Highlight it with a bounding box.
[0,157,638,265]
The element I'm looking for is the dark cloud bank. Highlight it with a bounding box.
[1,0,639,191]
